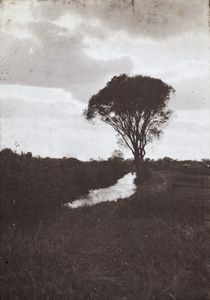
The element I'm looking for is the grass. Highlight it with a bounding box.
[0,149,130,228]
[0,151,210,299]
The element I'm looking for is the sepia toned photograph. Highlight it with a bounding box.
[0,0,209,299]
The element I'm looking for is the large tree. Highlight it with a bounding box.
[84,74,175,176]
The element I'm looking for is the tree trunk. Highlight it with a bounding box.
[134,155,145,181]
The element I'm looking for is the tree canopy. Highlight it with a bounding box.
[84,74,175,173]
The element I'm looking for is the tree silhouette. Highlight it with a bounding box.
[84,74,175,177]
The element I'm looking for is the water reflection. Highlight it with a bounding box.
[65,172,136,209]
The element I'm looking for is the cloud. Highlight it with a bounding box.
[148,110,210,160]
[0,19,133,101]
[0,85,85,119]
[0,0,208,103]
[0,83,119,159]
[0,0,209,160]
[149,134,210,160]
[33,0,208,39]
[0,116,118,160]
[1,84,82,104]
[155,60,209,83]
[168,77,210,111]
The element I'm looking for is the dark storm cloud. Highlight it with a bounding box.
[0,0,208,105]
[38,0,208,39]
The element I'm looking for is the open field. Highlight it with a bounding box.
[1,151,210,299]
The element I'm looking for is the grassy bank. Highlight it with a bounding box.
[1,156,210,299]
[0,149,130,228]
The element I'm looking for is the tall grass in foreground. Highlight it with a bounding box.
[1,172,209,300]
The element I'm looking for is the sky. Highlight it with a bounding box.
[0,0,209,161]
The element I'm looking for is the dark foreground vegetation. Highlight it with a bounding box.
[1,149,210,299]
[0,149,130,227]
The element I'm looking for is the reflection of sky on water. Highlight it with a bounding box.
[66,172,136,209]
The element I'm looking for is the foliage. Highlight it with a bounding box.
[0,148,129,227]
[108,149,124,161]
[84,74,175,165]
[146,157,210,176]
